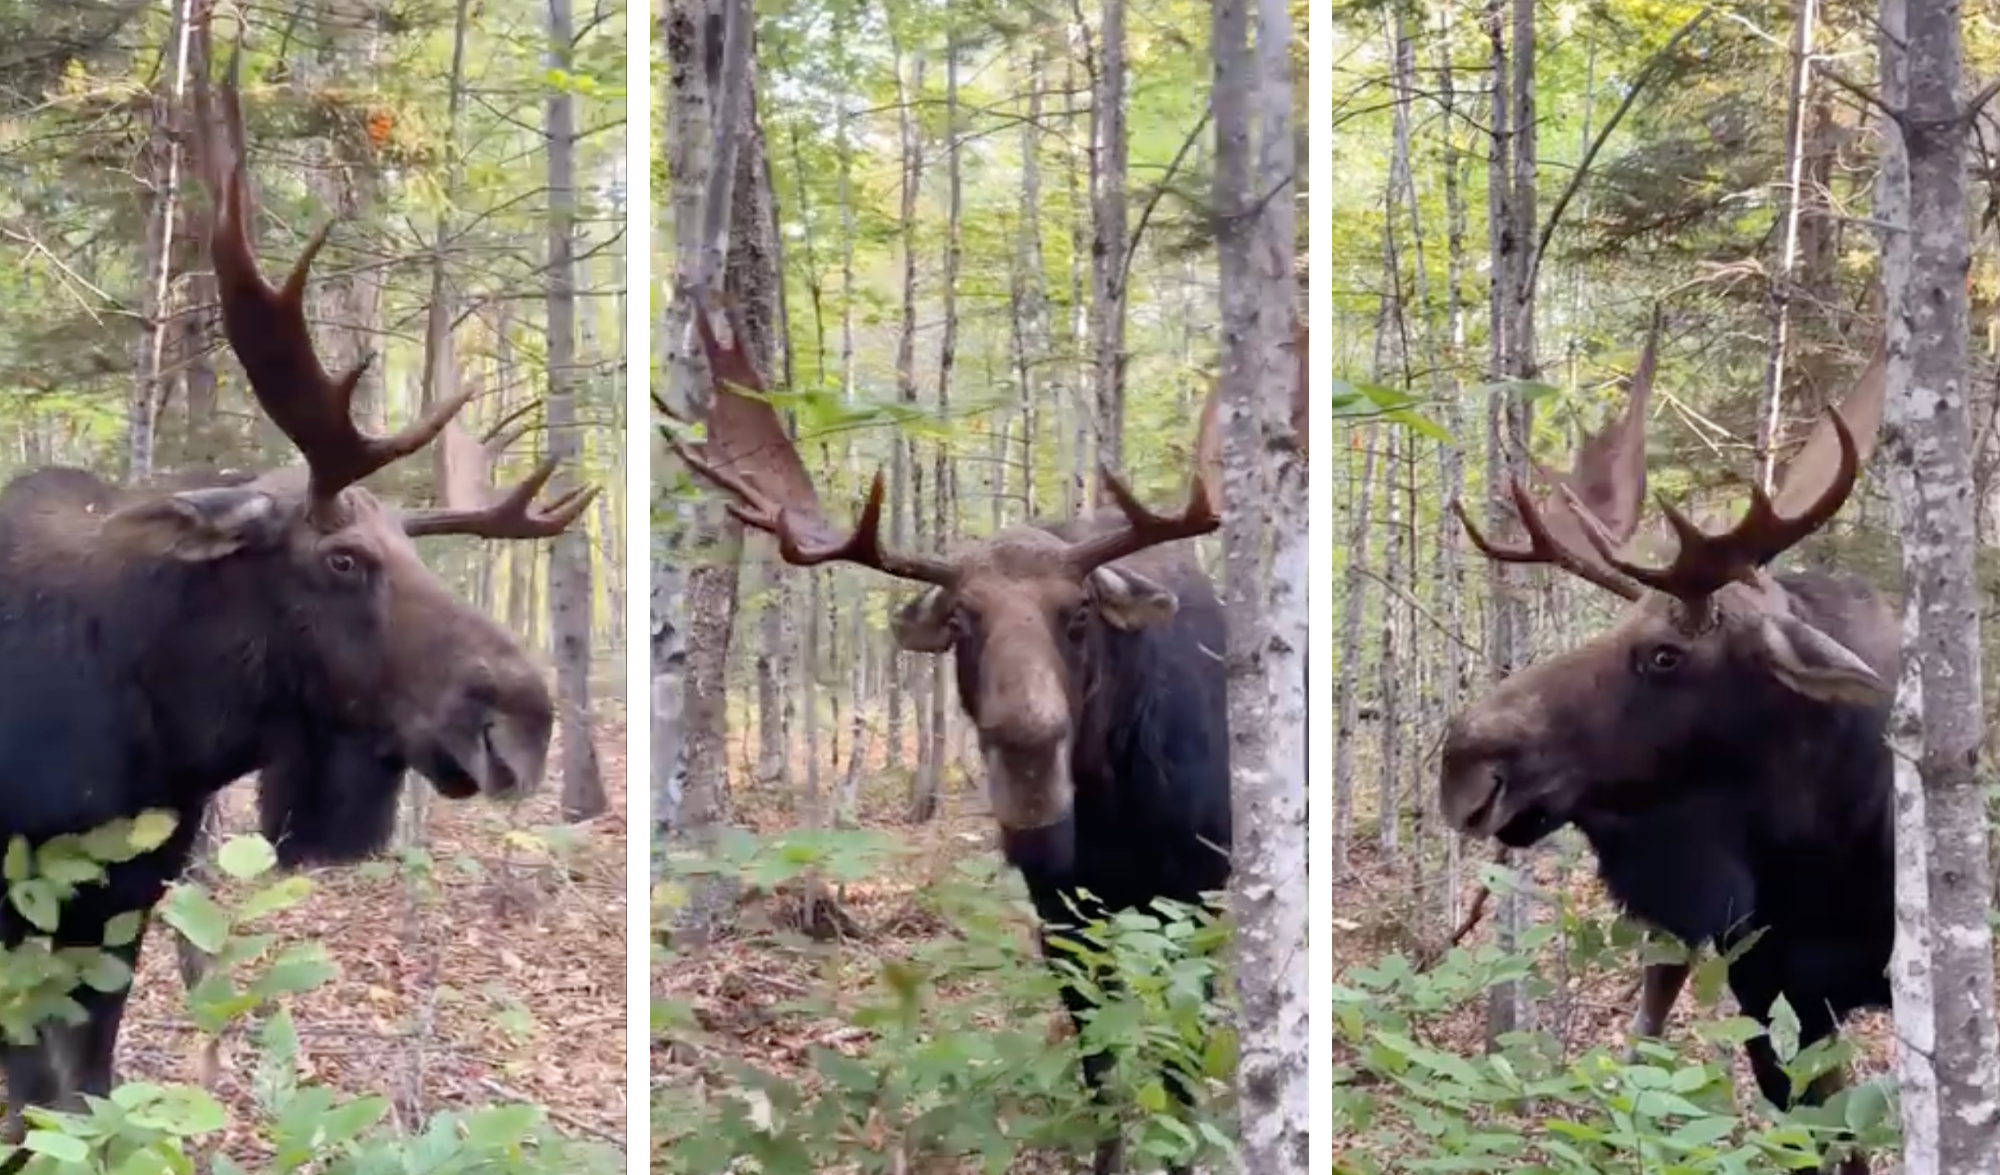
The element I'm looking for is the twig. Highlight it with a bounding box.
[1417,878,1494,972]
[1530,7,1713,289]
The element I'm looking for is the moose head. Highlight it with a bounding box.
[1439,316,1892,852]
[672,294,1221,868]
[161,29,595,861]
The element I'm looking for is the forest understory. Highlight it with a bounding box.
[119,711,631,1165]
[652,727,1195,1175]
[1331,776,1905,1172]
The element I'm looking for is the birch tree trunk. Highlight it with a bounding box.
[1873,1,1938,1160]
[1217,0,1307,1164]
[1434,0,1470,923]
[129,0,194,483]
[1880,0,2000,1163]
[1755,0,1819,491]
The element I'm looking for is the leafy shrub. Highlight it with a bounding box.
[0,811,622,1174]
[1331,865,1898,1174]
[655,828,1237,1173]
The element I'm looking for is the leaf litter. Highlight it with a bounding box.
[120,712,629,1166]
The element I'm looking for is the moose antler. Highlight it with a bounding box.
[1456,308,1885,618]
[677,288,1218,583]
[190,25,469,509]
[190,15,594,540]
[1452,313,1662,603]
[1568,340,1884,601]
[402,403,598,539]
[671,290,958,585]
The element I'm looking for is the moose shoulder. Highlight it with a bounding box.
[1438,317,1896,1142]
[673,293,1231,1175]
[0,27,594,1125]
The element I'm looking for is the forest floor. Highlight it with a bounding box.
[653,732,1117,1175]
[119,708,630,1165]
[1329,805,1900,1172]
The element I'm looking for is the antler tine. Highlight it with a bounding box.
[192,13,472,511]
[1456,311,1660,602]
[403,457,600,540]
[1571,406,1860,601]
[1451,483,1645,601]
[677,287,956,588]
[1062,464,1221,575]
[400,394,597,541]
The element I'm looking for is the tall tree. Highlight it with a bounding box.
[1216,0,1307,1164]
[1878,0,2000,1163]
[543,0,604,820]
[1092,0,1129,475]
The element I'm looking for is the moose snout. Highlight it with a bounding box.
[412,659,554,801]
[1438,729,1509,836]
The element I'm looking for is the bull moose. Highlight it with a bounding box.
[0,30,594,1123]
[1438,317,1895,1156]
[673,293,1232,1175]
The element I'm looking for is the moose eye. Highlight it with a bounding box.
[325,550,362,577]
[1642,644,1685,675]
[1065,604,1092,643]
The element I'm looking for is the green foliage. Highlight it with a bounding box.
[1330,909,1899,1174]
[655,829,1238,1173]
[0,816,619,1174]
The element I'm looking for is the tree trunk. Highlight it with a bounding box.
[1483,0,1537,1044]
[915,22,964,825]
[1434,0,1470,924]
[1014,45,1052,520]
[1332,431,1377,873]
[1216,0,1308,1162]
[129,0,194,483]
[756,562,786,786]
[658,0,754,928]
[887,42,925,777]
[1755,0,1819,492]
[541,0,603,821]
[1880,0,2000,1163]
[1091,0,1128,477]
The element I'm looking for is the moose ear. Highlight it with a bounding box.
[1089,566,1178,631]
[891,587,957,652]
[1755,616,1890,706]
[104,487,282,562]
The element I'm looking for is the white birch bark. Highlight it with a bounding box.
[1880,0,2000,1161]
[1874,0,1939,1161]
[1217,0,1306,1165]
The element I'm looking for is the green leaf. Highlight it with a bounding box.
[215,836,277,880]
[9,880,58,932]
[1667,1115,1739,1149]
[127,811,178,853]
[236,876,311,923]
[311,1094,388,1147]
[21,1130,87,1162]
[248,944,337,1000]
[126,1086,225,1135]
[77,950,132,993]
[1,838,27,883]
[1844,1079,1892,1132]
[160,887,229,954]
[102,911,145,948]
[462,1104,543,1151]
